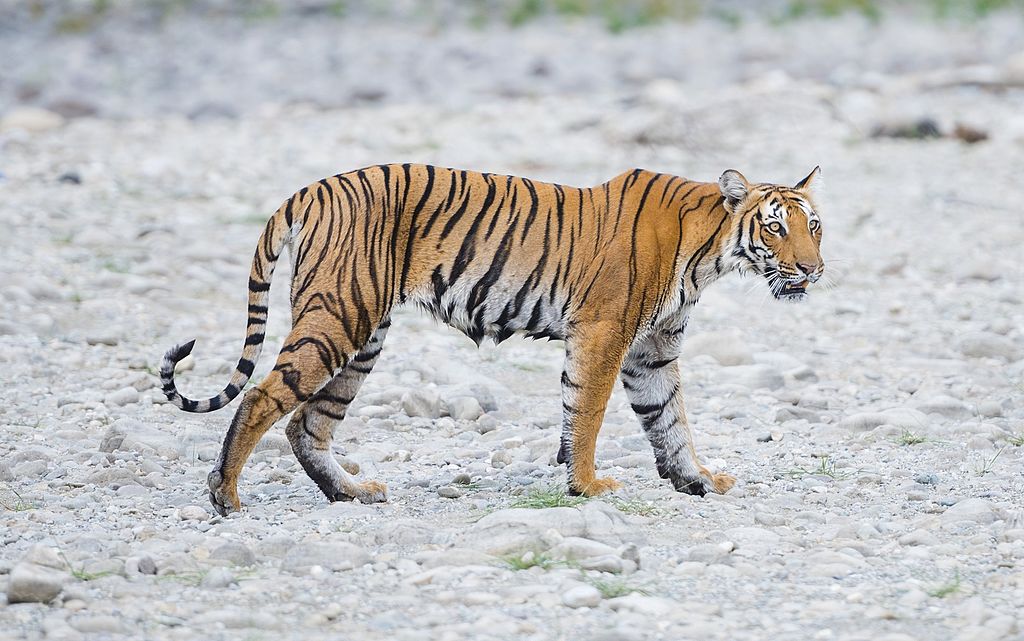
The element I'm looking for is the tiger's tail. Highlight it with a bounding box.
[159,195,299,413]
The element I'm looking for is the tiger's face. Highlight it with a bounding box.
[720,167,824,302]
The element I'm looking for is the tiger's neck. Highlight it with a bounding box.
[670,181,739,305]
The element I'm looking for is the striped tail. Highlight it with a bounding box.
[160,197,296,413]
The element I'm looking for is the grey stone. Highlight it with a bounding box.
[6,563,68,603]
[414,548,498,569]
[104,386,139,406]
[914,395,974,420]
[941,498,997,524]
[840,408,929,432]
[718,365,785,390]
[437,485,464,499]
[401,389,441,419]
[955,332,1021,361]
[201,567,237,589]
[562,583,602,608]
[125,555,157,575]
[69,615,127,634]
[447,396,484,421]
[23,545,68,570]
[179,505,209,521]
[210,541,256,567]
[898,529,939,546]
[281,542,371,573]
[682,331,753,366]
[13,460,48,477]
[463,507,588,555]
[549,537,620,562]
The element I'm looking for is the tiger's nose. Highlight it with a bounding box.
[797,261,820,278]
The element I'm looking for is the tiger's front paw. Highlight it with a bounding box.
[208,470,241,516]
[673,470,736,497]
[353,480,388,504]
[708,471,736,494]
[569,476,622,497]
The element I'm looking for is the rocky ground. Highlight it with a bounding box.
[1,4,1023,641]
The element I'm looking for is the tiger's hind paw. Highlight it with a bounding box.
[208,470,241,516]
[329,480,388,505]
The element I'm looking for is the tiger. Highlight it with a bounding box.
[160,163,824,515]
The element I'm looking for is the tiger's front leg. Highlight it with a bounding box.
[619,321,735,496]
[558,323,629,497]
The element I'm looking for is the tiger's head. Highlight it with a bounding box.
[720,167,824,302]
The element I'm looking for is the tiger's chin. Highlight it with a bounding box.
[771,279,809,302]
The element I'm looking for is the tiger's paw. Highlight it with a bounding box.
[708,471,736,494]
[207,470,241,516]
[673,470,736,497]
[352,480,388,504]
[569,476,622,497]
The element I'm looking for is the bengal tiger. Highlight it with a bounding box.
[160,164,824,515]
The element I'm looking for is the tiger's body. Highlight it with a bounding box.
[160,163,824,515]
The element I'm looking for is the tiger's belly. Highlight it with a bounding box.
[410,271,569,345]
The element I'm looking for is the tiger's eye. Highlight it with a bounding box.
[767,221,783,234]
[809,219,820,232]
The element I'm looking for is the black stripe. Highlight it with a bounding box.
[248,277,270,292]
[237,358,255,377]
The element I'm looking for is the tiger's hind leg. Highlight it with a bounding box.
[285,318,391,504]
[207,315,372,515]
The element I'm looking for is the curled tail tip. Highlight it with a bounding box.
[174,339,196,361]
[161,339,195,368]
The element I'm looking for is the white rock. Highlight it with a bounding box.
[682,330,753,366]
[210,541,256,567]
[840,408,929,432]
[955,332,1021,361]
[104,386,140,407]
[401,389,441,419]
[941,498,997,525]
[69,615,127,634]
[6,563,68,604]
[281,542,371,573]
[447,396,484,421]
[914,395,974,420]
[898,529,939,546]
[562,584,602,608]
[717,365,784,390]
[0,107,64,132]
[179,505,209,521]
[200,567,237,589]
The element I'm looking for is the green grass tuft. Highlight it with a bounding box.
[785,455,854,480]
[928,570,962,598]
[0,483,36,512]
[894,430,929,446]
[609,497,665,517]
[509,487,588,509]
[504,551,563,570]
[587,576,648,598]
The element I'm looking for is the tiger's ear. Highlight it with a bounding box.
[794,166,821,192]
[718,169,749,213]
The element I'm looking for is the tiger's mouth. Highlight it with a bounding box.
[766,269,809,301]
[778,279,808,298]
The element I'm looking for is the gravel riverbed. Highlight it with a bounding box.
[1,6,1023,641]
